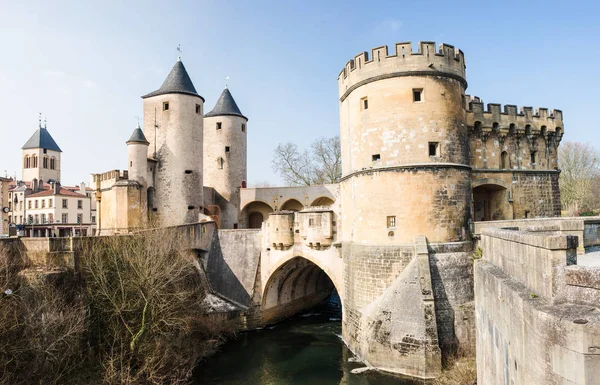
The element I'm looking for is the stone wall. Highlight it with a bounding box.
[476,228,600,384]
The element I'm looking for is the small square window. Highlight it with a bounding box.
[43,149,47,154]
[217,122,222,130]
[372,154,381,161]
[196,104,201,114]
[225,146,230,153]
[163,102,169,111]
[428,142,439,157]
[361,97,368,110]
[413,89,423,102]
[242,124,246,132]
[387,216,396,228]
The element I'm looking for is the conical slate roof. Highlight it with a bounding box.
[142,59,204,100]
[22,127,62,152]
[205,88,247,120]
[126,125,149,145]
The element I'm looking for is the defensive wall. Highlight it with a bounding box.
[476,228,600,384]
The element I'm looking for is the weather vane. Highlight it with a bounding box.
[177,44,182,60]
[44,118,47,129]
[135,116,141,127]
[38,112,42,128]
[225,76,230,89]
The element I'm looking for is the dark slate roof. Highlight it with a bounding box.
[141,59,204,100]
[205,88,247,120]
[126,126,149,145]
[22,127,62,152]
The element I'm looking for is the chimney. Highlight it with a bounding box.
[79,182,86,195]
[54,181,60,194]
[32,178,38,192]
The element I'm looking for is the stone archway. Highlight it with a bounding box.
[280,199,304,211]
[310,196,335,207]
[241,201,273,229]
[473,183,509,221]
[261,257,338,324]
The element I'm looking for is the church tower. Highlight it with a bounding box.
[203,87,248,229]
[141,58,204,227]
[21,120,62,183]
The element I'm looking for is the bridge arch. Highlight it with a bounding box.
[261,256,342,320]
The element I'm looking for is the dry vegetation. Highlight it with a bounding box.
[431,356,477,385]
[0,230,235,385]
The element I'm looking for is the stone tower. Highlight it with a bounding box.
[142,58,204,227]
[203,87,248,229]
[126,124,149,187]
[21,122,62,183]
[337,42,472,376]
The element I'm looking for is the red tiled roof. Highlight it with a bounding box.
[27,188,87,198]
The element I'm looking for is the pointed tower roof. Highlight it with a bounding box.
[142,59,204,100]
[22,127,62,152]
[205,88,247,120]
[126,124,149,145]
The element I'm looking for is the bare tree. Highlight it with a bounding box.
[272,136,342,186]
[558,141,600,214]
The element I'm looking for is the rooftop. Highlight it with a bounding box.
[205,87,247,120]
[22,127,62,152]
[141,59,203,100]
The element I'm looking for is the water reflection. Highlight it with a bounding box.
[194,311,420,385]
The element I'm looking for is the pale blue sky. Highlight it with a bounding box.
[0,0,598,185]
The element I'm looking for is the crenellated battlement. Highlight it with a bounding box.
[465,95,564,137]
[338,41,467,100]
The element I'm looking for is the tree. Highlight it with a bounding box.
[272,136,342,186]
[558,141,600,214]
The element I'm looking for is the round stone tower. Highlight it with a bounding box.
[203,87,248,229]
[338,42,470,245]
[338,42,473,372]
[141,58,204,227]
[126,123,149,186]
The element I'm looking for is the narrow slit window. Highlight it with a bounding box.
[429,142,439,157]
[217,122,222,130]
[242,123,246,132]
[413,89,423,102]
[361,97,368,111]
[196,104,201,114]
[163,102,169,111]
[372,154,381,161]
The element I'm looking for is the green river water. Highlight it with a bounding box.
[193,309,421,385]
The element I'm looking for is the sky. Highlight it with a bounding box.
[0,0,598,186]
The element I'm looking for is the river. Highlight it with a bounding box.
[194,300,421,385]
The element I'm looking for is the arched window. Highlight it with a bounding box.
[500,151,508,169]
[24,156,30,168]
[43,156,48,169]
[32,155,37,168]
[50,157,56,170]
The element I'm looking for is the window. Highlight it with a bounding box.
[387,216,396,228]
[34,215,39,224]
[361,97,368,110]
[32,155,38,168]
[49,199,53,208]
[62,199,68,208]
[28,201,31,209]
[61,213,68,224]
[43,156,48,168]
[20,202,23,210]
[372,154,381,161]
[413,88,423,102]
[41,214,46,224]
[41,200,45,208]
[8,202,11,211]
[530,151,536,165]
[225,146,230,153]
[28,215,33,224]
[218,157,224,169]
[195,104,201,114]
[43,148,47,154]
[500,151,508,169]
[19,216,23,224]
[92,216,96,223]
[35,200,38,209]
[309,218,315,227]
[163,102,169,111]
[429,142,439,157]
[77,214,83,224]
[50,157,55,170]
[77,200,83,209]
[8,216,11,224]
[216,122,222,130]
[24,156,30,168]
[49,214,53,223]
[242,124,246,132]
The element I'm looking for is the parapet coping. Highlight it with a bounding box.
[341,162,471,181]
[481,228,578,250]
[471,169,560,174]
